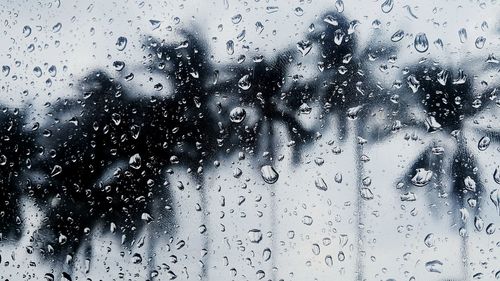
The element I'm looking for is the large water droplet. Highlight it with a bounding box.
[229,107,246,123]
[424,233,435,247]
[414,33,429,53]
[261,165,279,184]
[411,168,432,186]
[52,22,62,33]
[360,188,374,200]
[33,66,42,78]
[493,167,500,184]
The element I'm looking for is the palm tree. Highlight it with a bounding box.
[28,71,176,277]
[397,61,497,279]
[0,106,33,241]
[306,11,400,280]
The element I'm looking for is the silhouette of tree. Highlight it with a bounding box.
[305,11,401,279]
[29,71,176,275]
[0,107,33,241]
[398,61,497,279]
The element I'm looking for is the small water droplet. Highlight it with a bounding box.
[478,136,490,151]
[231,14,242,24]
[226,40,234,55]
[424,233,435,247]
[411,168,432,186]
[149,19,161,30]
[129,153,142,169]
[248,229,263,243]
[116,36,128,51]
[458,28,467,43]
[315,177,328,191]
[52,22,62,33]
[464,176,476,192]
[50,165,62,177]
[23,25,31,37]
[335,0,344,12]
[360,188,374,200]
[475,36,486,49]
[238,74,251,90]
[132,253,143,264]
[296,40,312,56]
[33,66,42,78]
[425,260,443,273]
[391,30,405,42]
[381,0,394,13]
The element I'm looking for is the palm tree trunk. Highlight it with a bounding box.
[456,132,470,280]
[354,121,365,281]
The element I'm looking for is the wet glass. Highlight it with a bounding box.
[0,0,499,280]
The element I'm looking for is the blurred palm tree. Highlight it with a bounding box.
[28,71,176,276]
[0,107,33,241]
[397,61,498,279]
[306,11,401,280]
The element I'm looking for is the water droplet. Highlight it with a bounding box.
[33,66,42,78]
[23,25,31,37]
[425,260,443,273]
[424,233,435,247]
[475,36,486,49]
[334,29,345,45]
[478,136,490,151]
[116,36,128,51]
[294,7,304,16]
[474,215,484,231]
[263,248,272,261]
[411,168,432,186]
[360,188,374,200]
[312,243,320,255]
[48,65,57,77]
[44,273,55,281]
[248,229,263,243]
[231,14,242,24]
[391,30,405,42]
[266,6,279,13]
[50,165,62,177]
[299,103,312,114]
[229,107,246,123]
[485,223,495,235]
[338,251,345,261]
[315,177,328,191]
[489,189,499,214]
[335,173,343,183]
[381,0,394,13]
[302,215,313,226]
[261,165,279,184]
[132,253,142,264]
[238,74,251,90]
[464,176,476,192]
[414,33,429,53]
[458,28,467,43]
[113,61,125,71]
[493,167,500,184]
[335,0,344,12]
[149,19,161,30]
[2,65,10,77]
[325,255,334,266]
[52,22,62,33]
[296,40,312,56]
[129,153,142,169]
[226,40,234,55]
[255,21,264,34]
